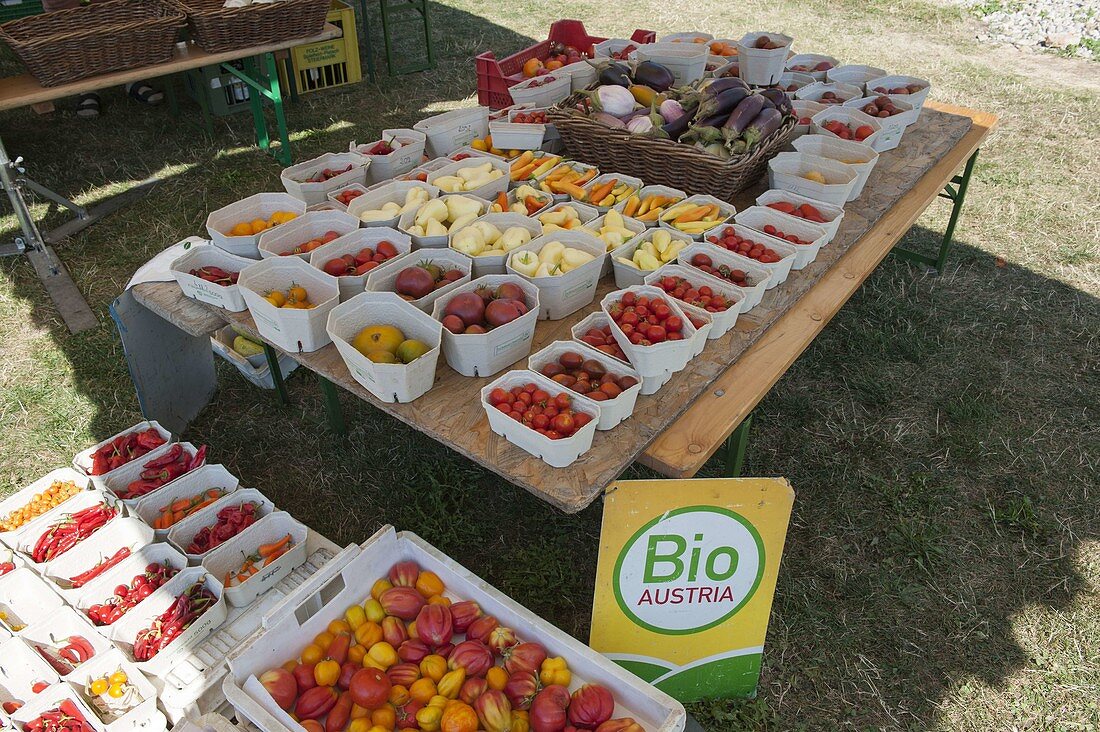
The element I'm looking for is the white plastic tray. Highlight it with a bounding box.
[43,517,154,596]
[101,442,201,505]
[0,567,65,632]
[0,635,60,703]
[12,682,109,732]
[74,543,189,628]
[65,647,159,732]
[20,605,112,677]
[0,468,92,548]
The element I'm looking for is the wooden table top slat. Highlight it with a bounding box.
[132,102,991,513]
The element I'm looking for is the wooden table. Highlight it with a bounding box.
[126,101,996,513]
[0,25,340,333]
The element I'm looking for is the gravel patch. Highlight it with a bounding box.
[960,0,1099,58]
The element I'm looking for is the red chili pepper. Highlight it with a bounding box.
[142,443,183,469]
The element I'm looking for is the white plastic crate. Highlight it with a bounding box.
[256,210,359,261]
[578,172,643,213]
[736,32,792,86]
[0,635,60,702]
[826,63,887,87]
[601,285,698,378]
[785,53,840,81]
[0,468,91,548]
[703,223,799,282]
[659,193,736,241]
[428,156,511,201]
[167,489,276,564]
[507,73,571,107]
[790,134,879,198]
[449,212,542,278]
[842,94,916,152]
[644,264,745,340]
[73,421,173,484]
[865,73,931,109]
[205,194,307,260]
[43,517,154,596]
[431,275,540,377]
[102,442,202,506]
[413,107,490,158]
[211,327,300,391]
[74,543,189,627]
[527,341,642,431]
[754,189,845,243]
[734,205,830,270]
[201,512,308,608]
[0,567,64,631]
[109,567,227,679]
[222,527,687,731]
[237,257,341,353]
[506,230,606,320]
[326,291,443,403]
[631,43,708,85]
[307,226,413,302]
[279,153,369,206]
[768,152,859,206]
[65,647,160,732]
[810,106,883,154]
[346,180,440,229]
[677,242,772,310]
[12,682,109,732]
[170,245,252,313]
[350,128,426,183]
[20,606,113,678]
[364,248,473,313]
[610,227,693,288]
[611,184,687,227]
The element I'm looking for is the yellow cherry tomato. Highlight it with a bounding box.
[485,666,508,691]
[90,678,109,696]
[345,605,367,631]
[108,670,128,686]
[107,684,125,699]
[301,643,325,665]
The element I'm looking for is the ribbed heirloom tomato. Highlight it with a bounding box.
[349,667,391,709]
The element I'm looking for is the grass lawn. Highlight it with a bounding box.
[2,0,1098,729]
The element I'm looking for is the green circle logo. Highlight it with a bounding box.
[612,506,764,635]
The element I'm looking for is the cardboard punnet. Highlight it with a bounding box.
[826,63,887,87]
[73,421,173,482]
[795,80,863,105]
[170,244,253,312]
[790,133,879,198]
[767,152,858,206]
[791,99,827,138]
[865,73,931,109]
[347,180,440,229]
[538,200,600,233]
[134,465,236,539]
[12,682,109,732]
[413,106,490,158]
[611,184,687,227]
[211,327,300,391]
[810,106,884,156]
[74,542,189,619]
[755,189,845,242]
[206,193,307,259]
[660,193,736,241]
[364,248,473,313]
[397,195,490,249]
[677,242,772,310]
[842,93,917,151]
[734,205,831,270]
[0,468,92,547]
[431,275,540,377]
[487,184,553,217]
[601,285,698,378]
[326,291,444,403]
[166,488,276,564]
[559,59,597,91]
[507,72,571,107]
[0,567,65,631]
[702,223,799,282]
[631,43,708,85]
[307,226,413,302]
[610,227,694,288]
[488,118,545,151]
[0,635,60,699]
[280,153,370,206]
[785,53,840,80]
[736,31,792,86]
[324,182,370,211]
[350,128,426,183]
[428,156,511,201]
[579,172,643,213]
[527,341,643,431]
[777,71,815,92]
[238,256,341,353]
[222,527,686,731]
[506,230,606,320]
[12,490,123,568]
[201,511,308,607]
[256,210,359,261]
[20,605,113,677]
[102,441,202,506]
[449,212,543,277]
[644,263,745,339]
[536,160,600,203]
[43,517,154,595]
[65,647,160,732]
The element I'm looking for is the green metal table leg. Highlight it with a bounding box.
[185,68,215,137]
[264,52,292,166]
[379,1,394,76]
[893,149,979,272]
[723,413,753,478]
[163,74,179,118]
[241,57,271,154]
[421,2,434,67]
[318,375,347,436]
[263,343,289,406]
[358,0,376,82]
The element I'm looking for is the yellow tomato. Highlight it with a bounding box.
[300,643,325,665]
[364,599,385,623]
[419,655,447,682]
[348,643,367,665]
[314,631,335,649]
[427,595,451,607]
[345,605,367,631]
[90,678,109,696]
[108,670,128,686]
[350,704,371,720]
[415,571,444,598]
[415,706,442,732]
[371,579,392,600]
[355,621,383,648]
[370,705,396,730]
[485,666,508,691]
[328,619,352,635]
[347,720,372,732]
[409,678,437,705]
[314,659,341,687]
[289,285,308,303]
[367,641,397,668]
[388,685,410,707]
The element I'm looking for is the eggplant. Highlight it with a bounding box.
[758,87,793,115]
[682,125,723,146]
[676,76,748,114]
[740,107,783,150]
[693,87,750,123]
[598,62,632,87]
[721,94,766,139]
[662,113,692,140]
[633,61,675,92]
[700,76,750,97]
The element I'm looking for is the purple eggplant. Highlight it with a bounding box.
[758,87,793,115]
[597,62,632,87]
[662,113,692,140]
[633,61,675,92]
[693,87,750,123]
[721,94,766,139]
[740,107,783,150]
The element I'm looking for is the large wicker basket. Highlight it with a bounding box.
[548,95,796,202]
[0,0,185,87]
[170,0,330,53]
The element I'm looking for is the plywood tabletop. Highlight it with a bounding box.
[132,104,986,513]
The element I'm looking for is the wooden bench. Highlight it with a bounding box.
[124,102,996,514]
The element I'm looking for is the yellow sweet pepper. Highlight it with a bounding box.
[313,659,341,687]
[344,604,367,631]
[539,657,571,687]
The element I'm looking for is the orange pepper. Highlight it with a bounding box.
[415,571,444,598]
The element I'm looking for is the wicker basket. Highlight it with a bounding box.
[548,94,796,202]
[170,0,329,53]
[0,0,185,87]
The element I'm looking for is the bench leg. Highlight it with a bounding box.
[263,343,289,406]
[893,148,979,272]
[226,54,292,166]
[723,413,753,478]
[318,375,347,436]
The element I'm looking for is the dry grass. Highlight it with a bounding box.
[1,0,1098,729]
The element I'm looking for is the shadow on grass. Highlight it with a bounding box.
[1,11,1098,731]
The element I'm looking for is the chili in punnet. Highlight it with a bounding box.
[186,501,259,554]
[68,546,131,588]
[132,579,216,661]
[89,428,166,476]
[31,502,118,563]
[116,444,207,500]
[24,699,96,732]
[85,562,179,627]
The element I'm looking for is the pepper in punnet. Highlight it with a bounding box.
[132,579,217,661]
[31,502,118,562]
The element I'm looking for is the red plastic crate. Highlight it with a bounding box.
[475,20,654,109]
